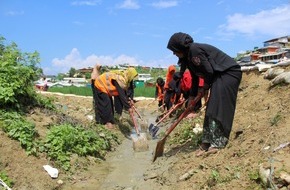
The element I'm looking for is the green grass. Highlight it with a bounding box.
[47,85,155,98]
[134,86,155,97]
[48,86,93,96]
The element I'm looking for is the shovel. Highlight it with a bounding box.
[129,106,149,152]
[129,98,148,131]
[152,93,202,162]
[148,99,185,138]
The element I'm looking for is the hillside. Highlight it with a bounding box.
[0,66,290,190]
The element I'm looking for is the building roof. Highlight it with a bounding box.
[263,35,290,43]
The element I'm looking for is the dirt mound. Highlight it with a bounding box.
[150,69,290,189]
[1,67,290,190]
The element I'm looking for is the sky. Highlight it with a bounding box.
[1,0,290,75]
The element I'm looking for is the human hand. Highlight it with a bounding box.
[128,108,133,114]
[198,88,205,96]
[178,97,185,103]
[188,96,195,107]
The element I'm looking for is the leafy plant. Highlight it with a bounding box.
[206,168,241,188]
[206,169,220,187]
[0,110,38,155]
[0,170,14,188]
[41,123,119,170]
[169,117,203,147]
[248,169,260,182]
[270,112,282,126]
[0,36,42,110]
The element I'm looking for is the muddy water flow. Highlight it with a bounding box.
[96,110,165,190]
[63,108,171,190]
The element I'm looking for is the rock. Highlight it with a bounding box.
[264,68,285,79]
[178,169,195,181]
[57,180,63,185]
[144,172,158,181]
[280,171,290,184]
[131,133,149,152]
[259,164,270,185]
[270,71,290,87]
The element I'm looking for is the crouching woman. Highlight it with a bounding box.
[94,68,138,129]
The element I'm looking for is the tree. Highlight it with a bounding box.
[0,36,42,110]
[68,67,76,77]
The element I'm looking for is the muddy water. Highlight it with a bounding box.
[96,111,163,190]
[64,109,171,190]
[97,135,156,189]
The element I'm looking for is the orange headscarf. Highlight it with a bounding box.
[164,65,176,89]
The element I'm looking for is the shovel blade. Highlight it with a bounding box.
[151,126,159,138]
[148,123,154,132]
[152,137,167,162]
[148,124,159,138]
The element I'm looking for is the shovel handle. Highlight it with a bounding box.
[129,98,144,120]
[133,104,143,120]
[129,107,140,135]
[164,93,202,137]
[155,99,185,126]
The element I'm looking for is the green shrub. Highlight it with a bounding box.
[0,170,14,188]
[0,110,38,155]
[41,123,119,170]
[0,36,42,110]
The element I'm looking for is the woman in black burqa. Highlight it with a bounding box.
[167,32,242,156]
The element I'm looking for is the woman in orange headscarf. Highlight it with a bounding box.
[164,65,176,111]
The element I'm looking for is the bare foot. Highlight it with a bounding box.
[205,147,219,156]
[195,148,206,157]
[195,143,210,157]
[105,122,115,130]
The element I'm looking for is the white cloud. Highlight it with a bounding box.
[71,0,101,6]
[151,1,178,9]
[117,0,140,10]
[45,48,175,75]
[48,48,143,74]
[5,11,24,16]
[219,4,290,38]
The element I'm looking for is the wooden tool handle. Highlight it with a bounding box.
[164,93,202,137]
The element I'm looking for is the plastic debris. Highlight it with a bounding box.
[273,142,290,152]
[43,165,59,178]
[0,179,12,190]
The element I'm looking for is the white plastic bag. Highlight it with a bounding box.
[43,165,59,178]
